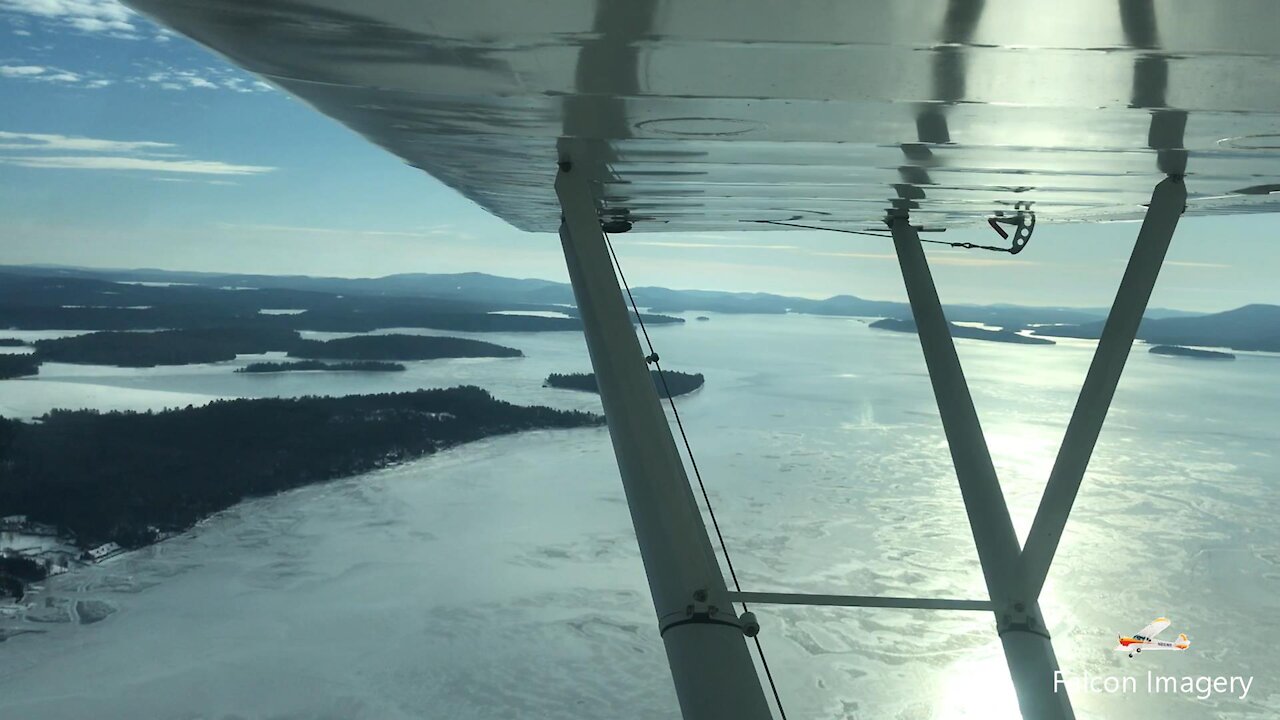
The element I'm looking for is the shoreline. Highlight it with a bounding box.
[0,424,601,635]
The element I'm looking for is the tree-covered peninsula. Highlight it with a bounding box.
[546,370,705,398]
[0,387,601,548]
[0,354,40,379]
[289,334,521,360]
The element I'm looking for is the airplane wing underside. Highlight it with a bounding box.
[121,0,1280,234]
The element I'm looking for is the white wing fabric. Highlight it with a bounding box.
[1136,618,1171,640]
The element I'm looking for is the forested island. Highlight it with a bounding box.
[546,370,705,398]
[1149,345,1236,360]
[0,387,602,549]
[21,329,521,368]
[289,334,521,360]
[0,338,26,347]
[0,353,40,379]
[34,328,299,367]
[236,361,404,371]
[870,318,1055,345]
[237,360,406,373]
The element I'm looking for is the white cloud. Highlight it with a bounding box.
[0,0,140,37]
[0,64,46,76]
[1,13,275,94]
[1165,260,1231,269]
[219,76,274,94]
[1,155,275,175]
[808,249,1036,267]
[136,67,274,94]
[0,130,174,152]
[151,176,238,186]
[0,63,113,88]
[1,62,273,92]
[218,223,446,239]
[923,252,1037,267]
[810,251,897,261]
[0,130,275,177]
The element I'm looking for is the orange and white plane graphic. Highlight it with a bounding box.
[1116,617,1190,658]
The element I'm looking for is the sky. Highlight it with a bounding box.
[0,0,1277,312]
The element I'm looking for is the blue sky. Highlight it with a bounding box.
[0,0,1276,312]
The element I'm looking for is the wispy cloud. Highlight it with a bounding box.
[133,67,273,94]
[810,249,1035,267]
[925,253,1037,267]
[1165,260,1232,269]
[217,223,454,239]
[0,65,44,77]
[150,176,238,186]
[810,251,897,261]
[0,0,141,38]
[0,59,274,93]
[1,4,275,92]
[0,63,118,88]
[0,130,173,152]
[1,155,274,175]
[0,130,275,176]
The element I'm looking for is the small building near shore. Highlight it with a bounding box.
[84,543,123,562]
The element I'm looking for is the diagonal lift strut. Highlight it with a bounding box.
[887,175,1185,720]
[1016,177,1186,602]
[556,162,775,720]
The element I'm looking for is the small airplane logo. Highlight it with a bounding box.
[1116,617,1190,658]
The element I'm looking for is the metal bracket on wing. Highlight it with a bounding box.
[987,205,1036,255]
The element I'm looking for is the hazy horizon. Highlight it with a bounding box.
[1,251,1270,316]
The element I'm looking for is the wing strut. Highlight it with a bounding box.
[886,175,1184,720]
[888,215,1076,720]
[1017,176,1186,602]
[555,162,775,720]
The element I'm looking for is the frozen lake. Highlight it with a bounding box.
[1,313,1277,719]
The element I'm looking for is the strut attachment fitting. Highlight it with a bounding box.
[986,203,1036,254]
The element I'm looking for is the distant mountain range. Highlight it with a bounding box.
[0,264,1196,322]
[1034,304,1280,352]
[2,264,1277,352]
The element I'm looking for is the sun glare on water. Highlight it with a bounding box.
[935,643,1023,720]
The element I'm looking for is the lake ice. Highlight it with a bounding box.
[1,313,1276,719]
